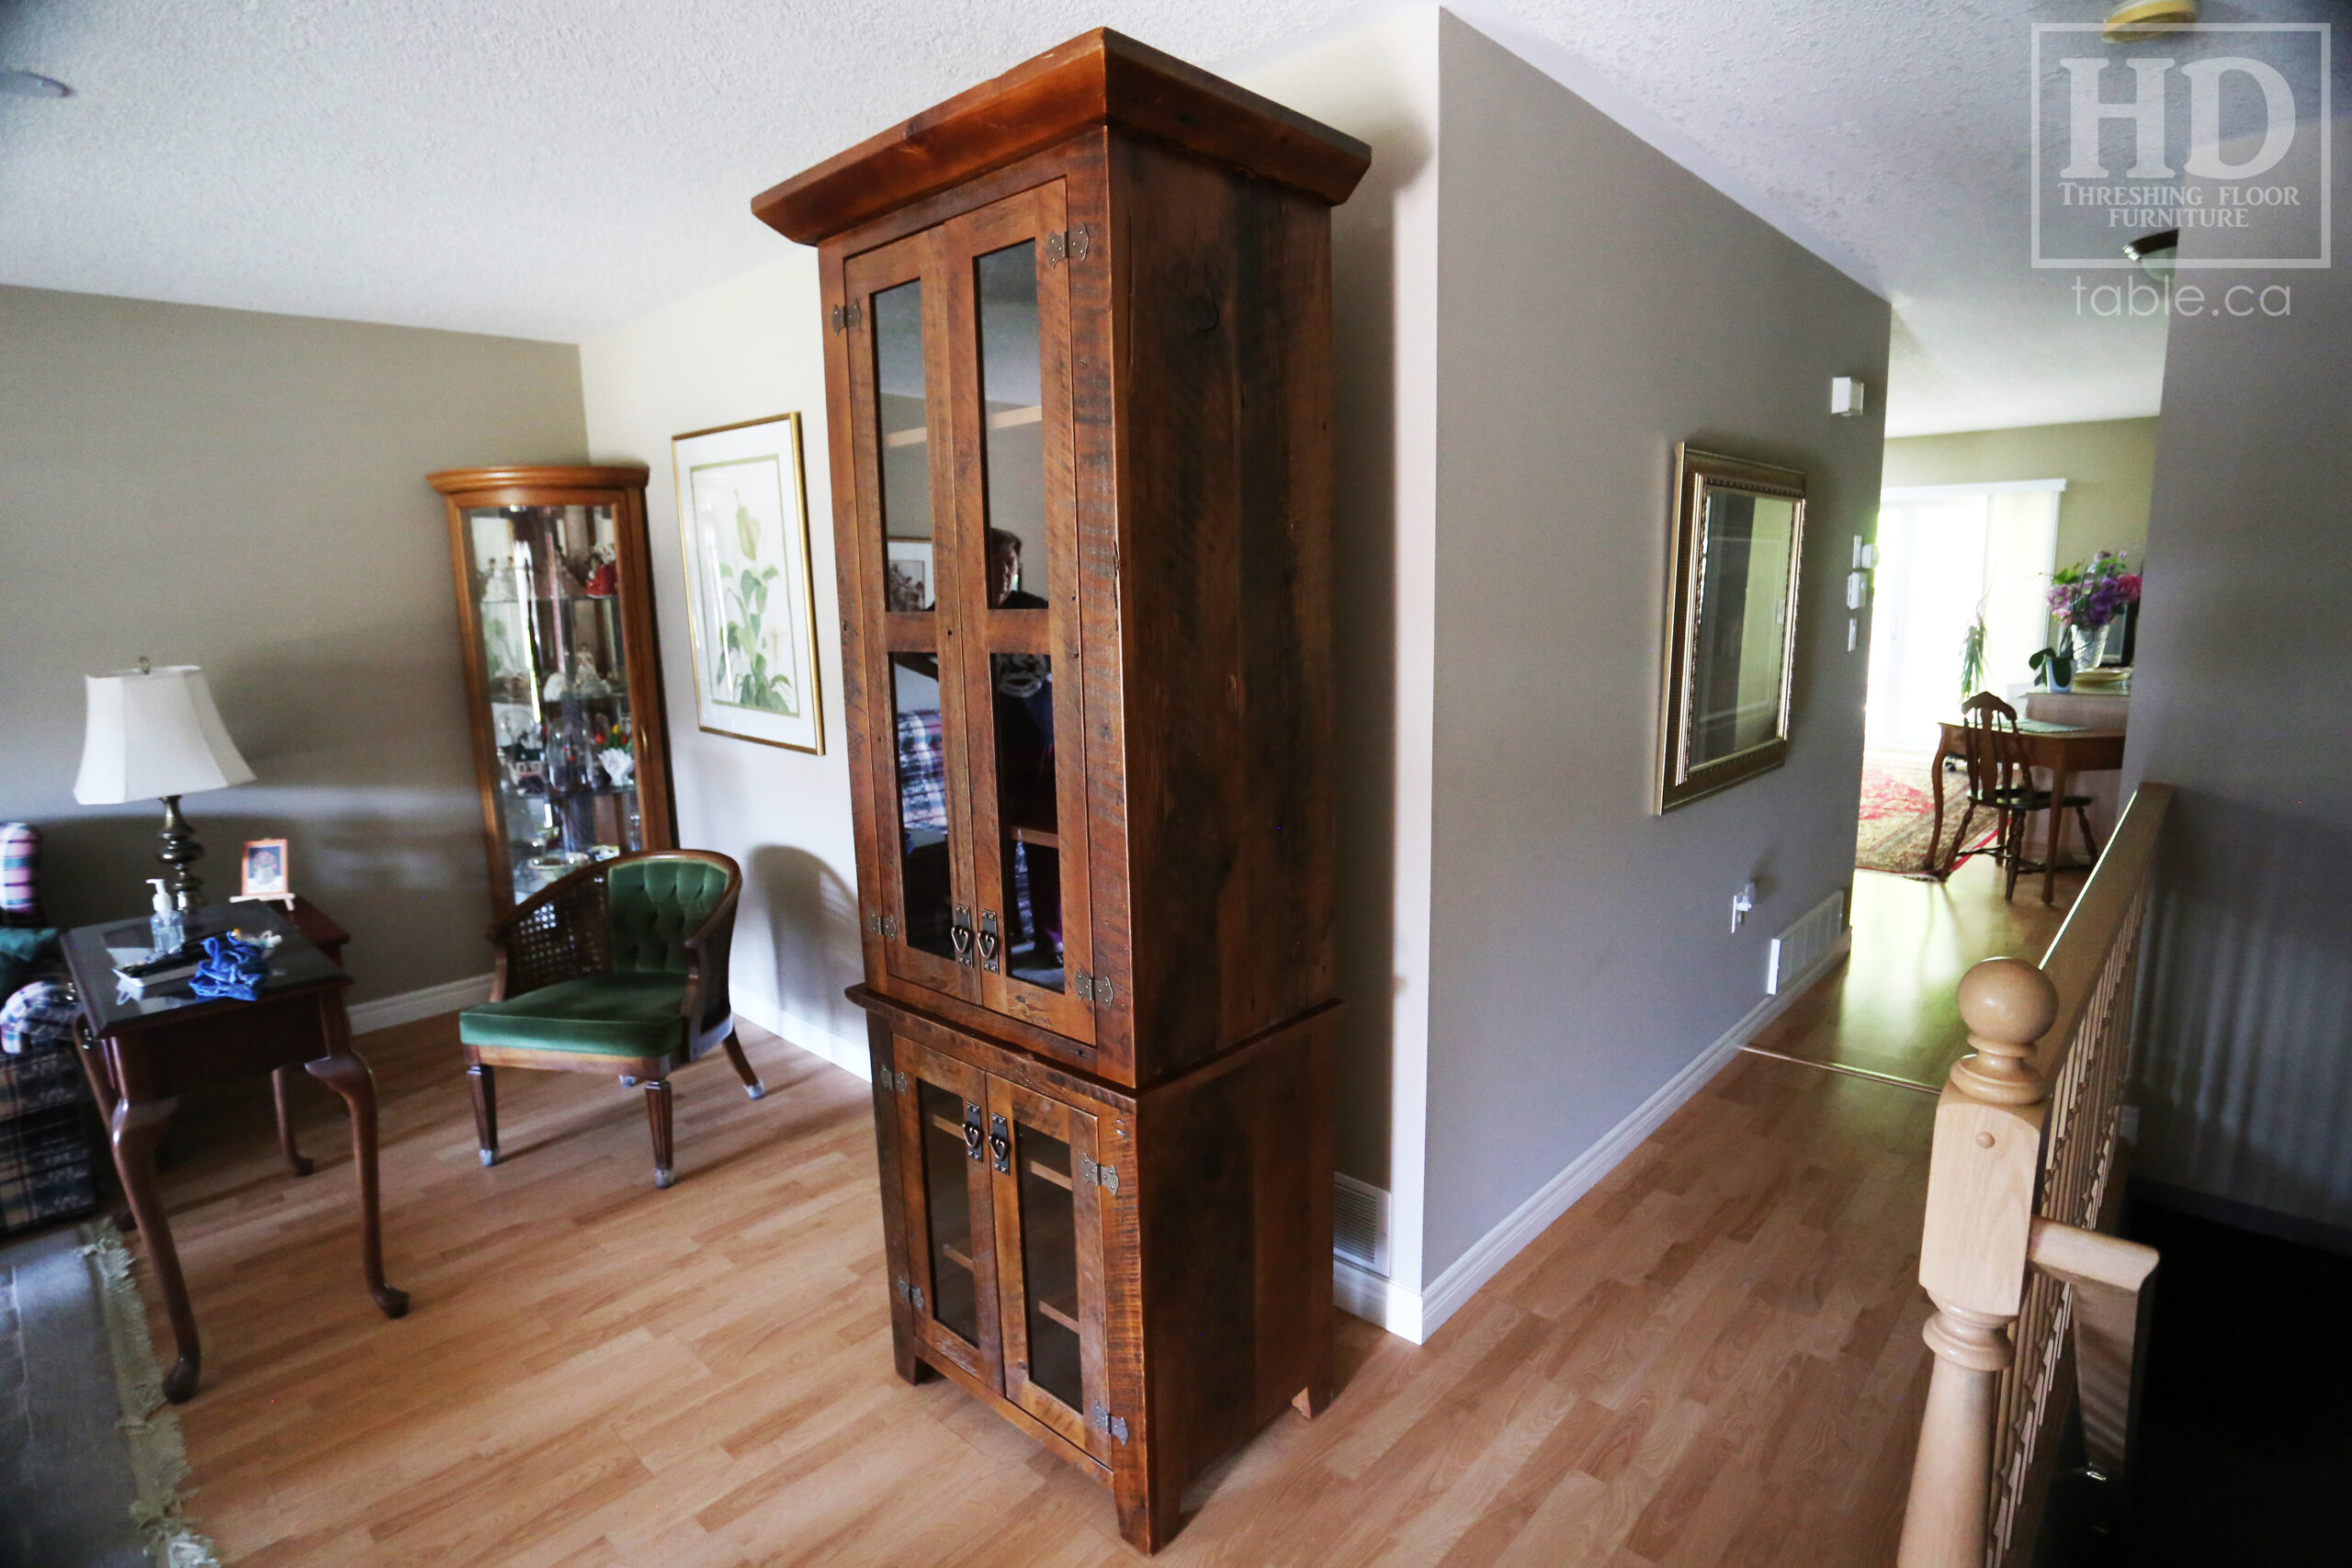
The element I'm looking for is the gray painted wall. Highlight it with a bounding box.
[1422,17,1892,1278]
[0,286,587,1002]
[2123,126,2352,1232]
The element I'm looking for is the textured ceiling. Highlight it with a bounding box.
[2,0,2299,434]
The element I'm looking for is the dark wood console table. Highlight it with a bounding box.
[61,898,407,1402]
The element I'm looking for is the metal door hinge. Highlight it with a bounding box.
[890,1068,910,1095]
[894,1275,926,1313]
[1074,970,1114,1005]
[829,300,863,333]
[1045,224,1091,267]
[866,912,899,939]
[1078,1156,1119,1192]
[1091,1401,1129,1443]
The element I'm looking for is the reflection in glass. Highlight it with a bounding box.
[891,654,955,959]
[918,1079,980,1345]
[977,243,1051,607]
[1017,1122,1082,1412]
[463,503,641,903]
[991,653,1062,992]
[873,279,934,612]
[1688,491,1798,767]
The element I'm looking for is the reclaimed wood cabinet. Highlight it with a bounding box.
[429,466,677,911]
[752,28,1367,1551]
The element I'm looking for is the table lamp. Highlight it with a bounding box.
[72,660,255,910]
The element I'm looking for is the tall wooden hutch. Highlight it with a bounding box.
[753,29,1367,1551]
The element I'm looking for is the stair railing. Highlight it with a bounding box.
[1897,782,2172,1568]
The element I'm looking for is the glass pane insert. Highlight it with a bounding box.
[1688,491,1798,767]
[890,654,956,961]
[1017,1121,1082,1412]
[873,279,935,612]
[462,504,642,905]
[977,243,1052,608]
[918,1079,981,1346]
[991,653,1062,992]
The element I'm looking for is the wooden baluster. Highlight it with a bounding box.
[1899,957,2058,1568]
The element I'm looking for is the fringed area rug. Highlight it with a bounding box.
[1856,759,1999,878]
[0,1221,218,1567]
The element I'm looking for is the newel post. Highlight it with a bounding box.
[1898,957,2059,1568]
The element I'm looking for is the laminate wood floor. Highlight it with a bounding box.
[136,867,2055,1566]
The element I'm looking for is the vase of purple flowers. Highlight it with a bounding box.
[2047,551,2143,672]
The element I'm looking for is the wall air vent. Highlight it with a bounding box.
[1768,890,1846,996]
[1333,1173,1390,1278]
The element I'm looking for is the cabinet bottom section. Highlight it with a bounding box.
[860,991,1339,1553]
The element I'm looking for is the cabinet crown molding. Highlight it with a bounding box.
[750,27,1372,245]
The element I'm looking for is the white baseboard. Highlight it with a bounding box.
[1335,1257,1421,1340]
[1343,934,1853,1345]
[347,972,492,1036]
[730,991,872,1083]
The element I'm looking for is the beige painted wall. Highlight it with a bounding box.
[1882,416,2159,572]
[1421,15,1891,1285]
[0,286,587,1001]
[576,254,868,1071]
[2123,140,2352,1237]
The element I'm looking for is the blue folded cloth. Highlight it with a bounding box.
[190,933,270,1001]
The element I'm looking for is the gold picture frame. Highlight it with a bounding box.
[673,413,825,753]
[1656,446,1808,813]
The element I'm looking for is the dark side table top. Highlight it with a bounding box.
[61,899,349,1038]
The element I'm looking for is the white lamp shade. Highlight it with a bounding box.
[72,665,256,805]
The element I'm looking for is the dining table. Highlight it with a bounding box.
[1930,718,2129,903]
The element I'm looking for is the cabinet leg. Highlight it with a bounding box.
[273,1065,314,1176]
[467,1064,498,1167]
[1113,1464,1179,1555]
[644,1077,674,1189]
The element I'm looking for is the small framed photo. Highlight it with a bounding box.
[886,538,933,612]
[240,839,290,899]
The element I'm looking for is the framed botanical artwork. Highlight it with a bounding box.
[673,413,824,752]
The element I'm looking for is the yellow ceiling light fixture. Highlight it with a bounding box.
[2104,0,2198,43]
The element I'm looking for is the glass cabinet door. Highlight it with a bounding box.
[889,1038,1002,1387]
[985,1074,1111,1461]
[458,501,649,905]
[846,231,980,1004]
[942,183,1096,1043]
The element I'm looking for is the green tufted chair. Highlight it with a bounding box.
[458,849,762,1189]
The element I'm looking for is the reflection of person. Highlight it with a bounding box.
[988,528,1047,610]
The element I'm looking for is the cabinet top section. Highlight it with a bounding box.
[428,465,650,497]
[751,27,1371,245]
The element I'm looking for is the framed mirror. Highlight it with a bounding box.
[1656,446,1807,812]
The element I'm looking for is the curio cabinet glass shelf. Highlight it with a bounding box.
[753,28,1368,1552]
[429,466,677,911]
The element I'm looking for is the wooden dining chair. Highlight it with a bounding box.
[1952,693,2101,899]
[458,849,763,1189]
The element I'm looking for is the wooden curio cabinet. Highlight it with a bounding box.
[754,29,1366,1551]
[428,466,677,912]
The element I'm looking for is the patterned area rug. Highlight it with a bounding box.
[0,1221,216,1567]
[1856,759,1999,878]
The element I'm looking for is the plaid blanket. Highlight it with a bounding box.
[896,707,947,834]
[1,978,76,1056]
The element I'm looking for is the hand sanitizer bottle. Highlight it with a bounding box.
[149,878,185,954]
